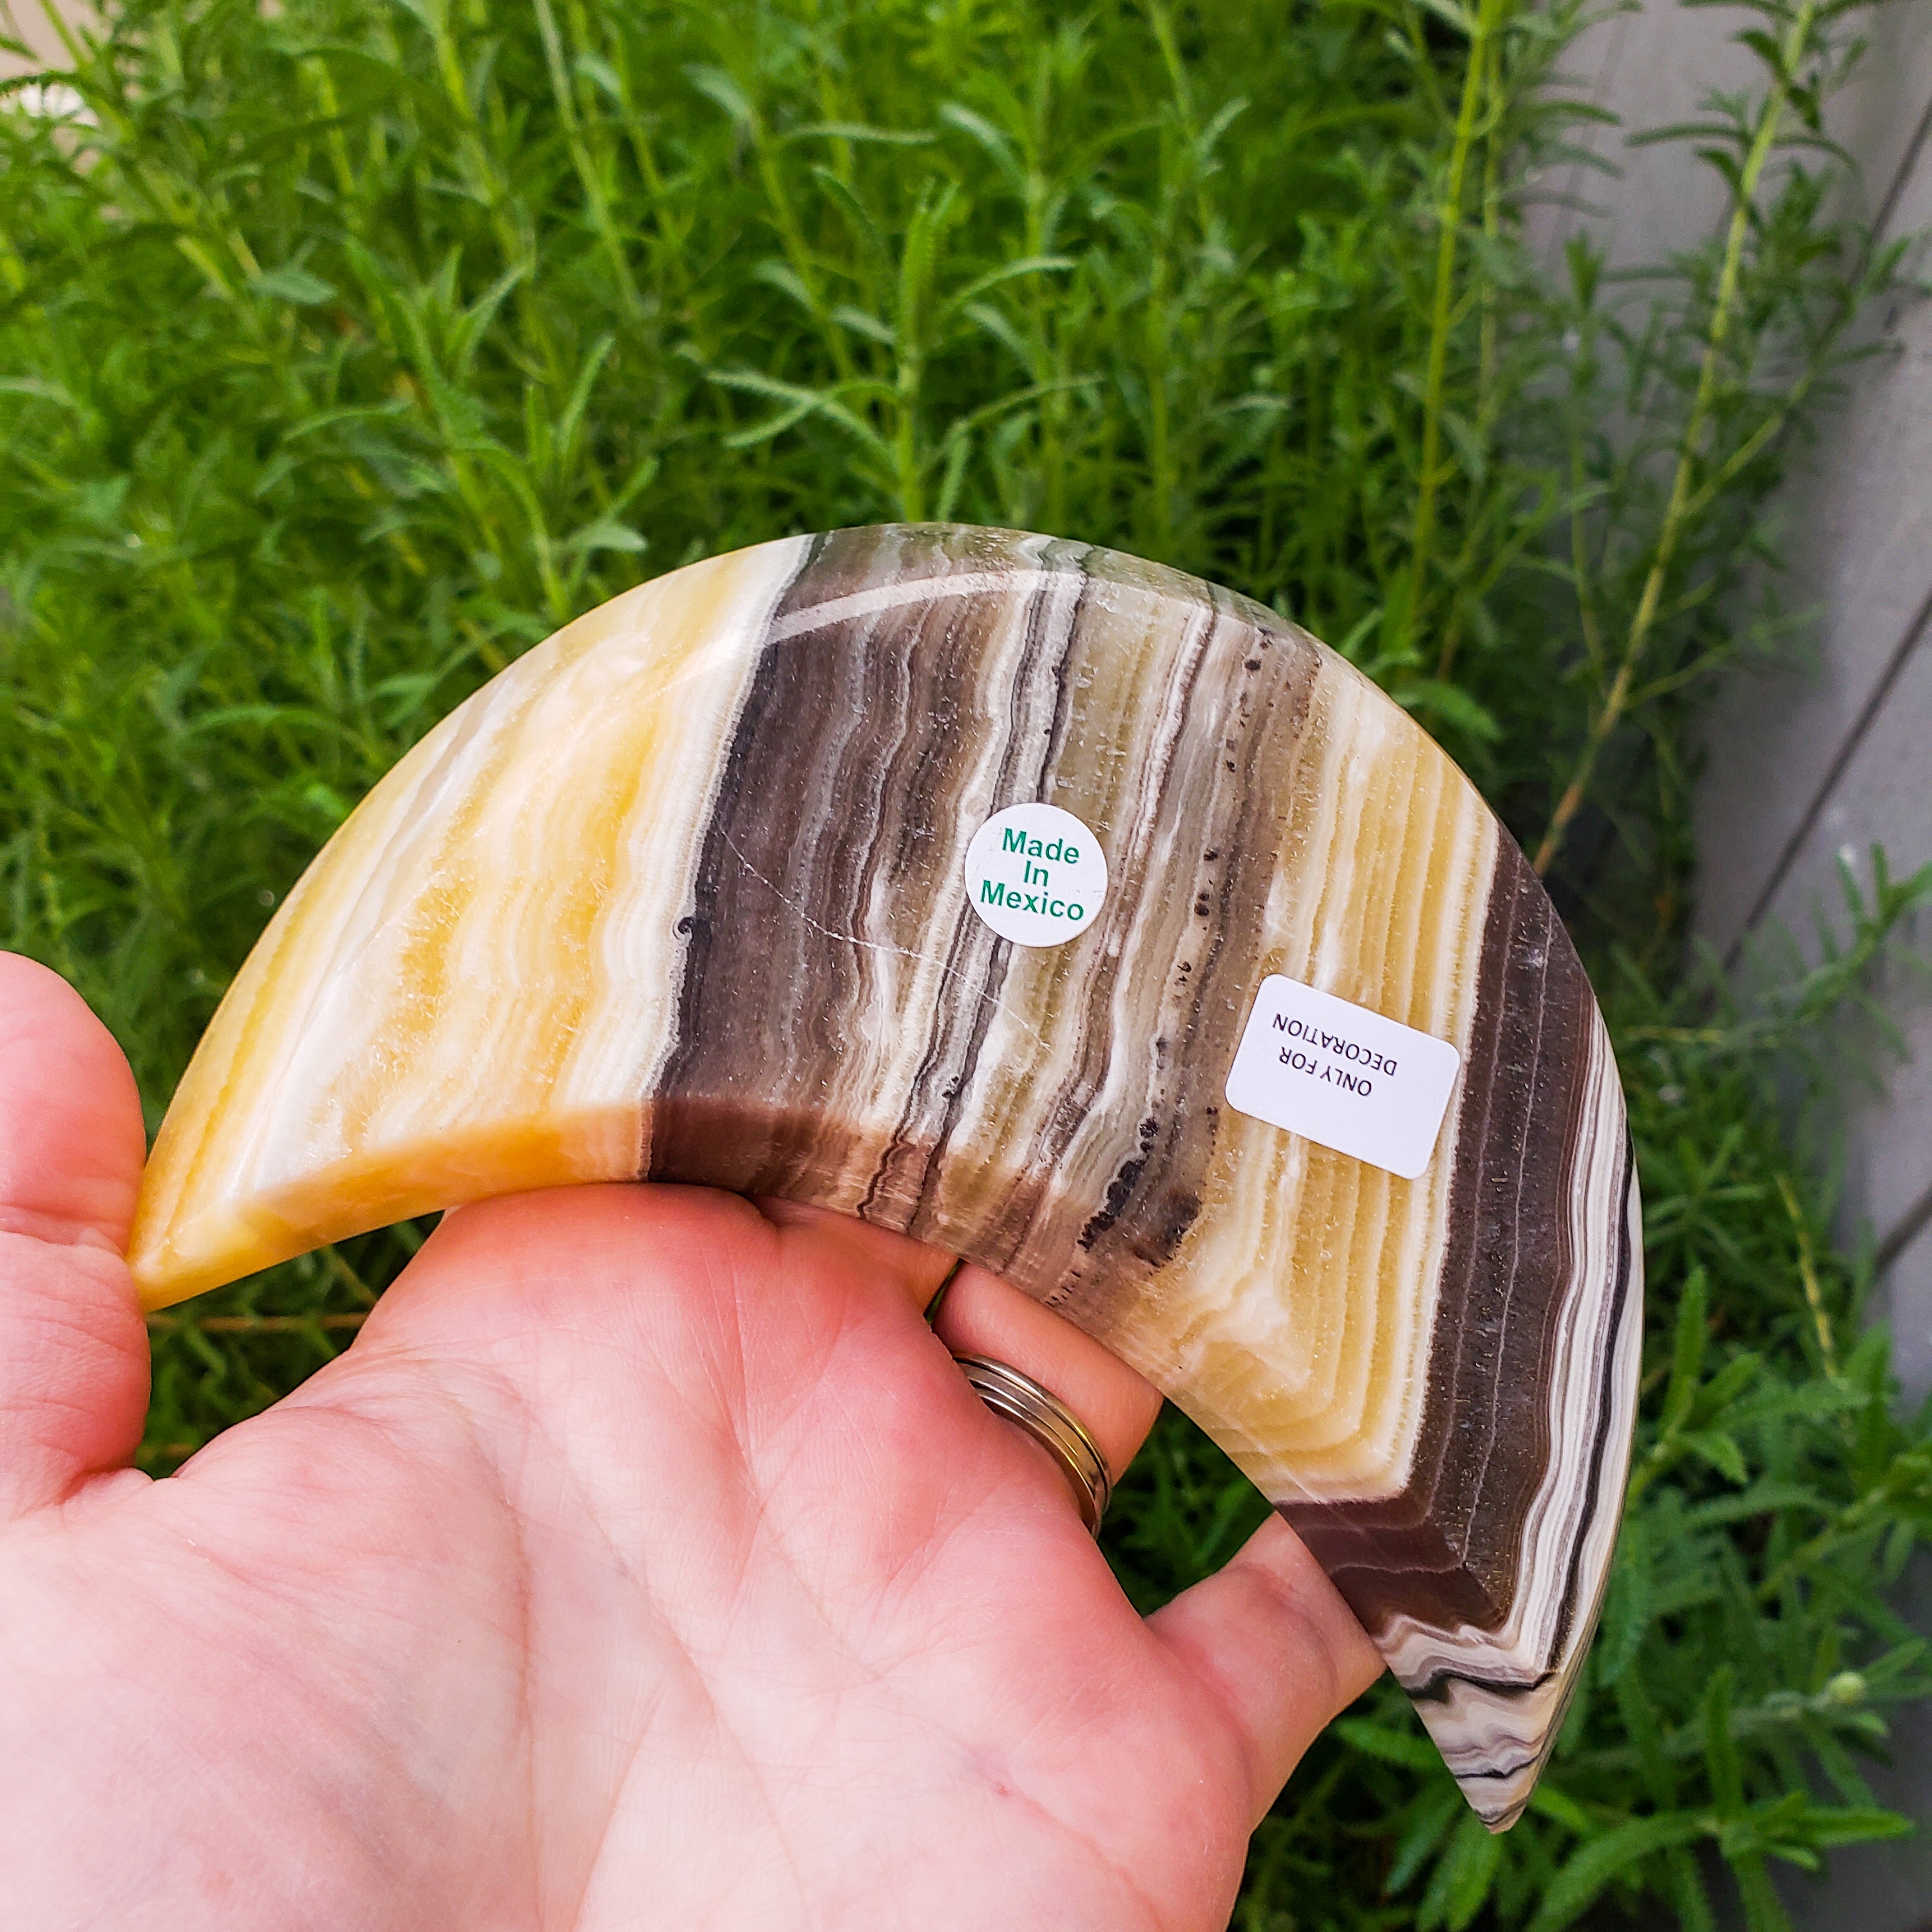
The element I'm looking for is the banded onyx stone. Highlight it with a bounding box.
[128,524,1641,1828]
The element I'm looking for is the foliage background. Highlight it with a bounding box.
[2,0,1929,1924]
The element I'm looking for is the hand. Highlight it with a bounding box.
[0,952,1380,1931]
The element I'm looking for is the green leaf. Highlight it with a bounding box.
[1526,1814,1709,1932]
[684,62,753,129]
[1333,1717,1443,1772]
[1394,677,1501,743]
[563,519,647,556]
[1419,1812,1502,1931]
[1683,1481,1824,1529]
[1732,1854,1795,1932]
[1386,1785,1465,1893]
[1806,1805,1915,1846]
[1692,1350,1762,1419]
[1410,0,1476,33]
[1684,1428,1750,1484]
[1704,1668,1743,1814]
[1527,1782,1591,1833]
[1667,1846,1719,1932]
[250,265,337,306]
[1663,1265,1710,1433]
[782,119,935,146]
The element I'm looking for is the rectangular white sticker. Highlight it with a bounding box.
[1223,975,1462,1180]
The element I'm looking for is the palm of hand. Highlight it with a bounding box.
[0,956,1379,1931]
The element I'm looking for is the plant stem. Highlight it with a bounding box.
[1778,1171,1840,1379]
[532,0,646,324]
[1569,399,1606,677]
[1408,0,1501,658]
[1433,18,1507,684]
[1531,0,1818,876]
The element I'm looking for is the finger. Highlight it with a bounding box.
[1149,1511,1384,1826]
[753,1195,961,1314]
[0,954,150,1519]
[931,1262,1163,1505]
[377,1187,959,1353]
[756,1195,1157,1485]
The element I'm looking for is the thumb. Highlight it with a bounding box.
[1149,1511,1385,1828]
[0,953,149,1519]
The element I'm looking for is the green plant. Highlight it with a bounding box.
[2,0,1926,1924]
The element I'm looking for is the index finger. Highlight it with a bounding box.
[0,954,150,1520]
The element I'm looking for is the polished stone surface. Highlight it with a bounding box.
[129,525,1642,1827]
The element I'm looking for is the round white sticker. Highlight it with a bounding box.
[963,803,1108,947]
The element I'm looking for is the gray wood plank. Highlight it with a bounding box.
[1528,0,1932,272]
[1694,127,1932,956]
[0,1,93,78]
[1823,0,1932,228]
[1526,1,1753,274]
[1743,634,1932,1387]
[1880,1197,1932,1401]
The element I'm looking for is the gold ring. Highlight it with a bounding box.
[951,1352,1112,1536]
